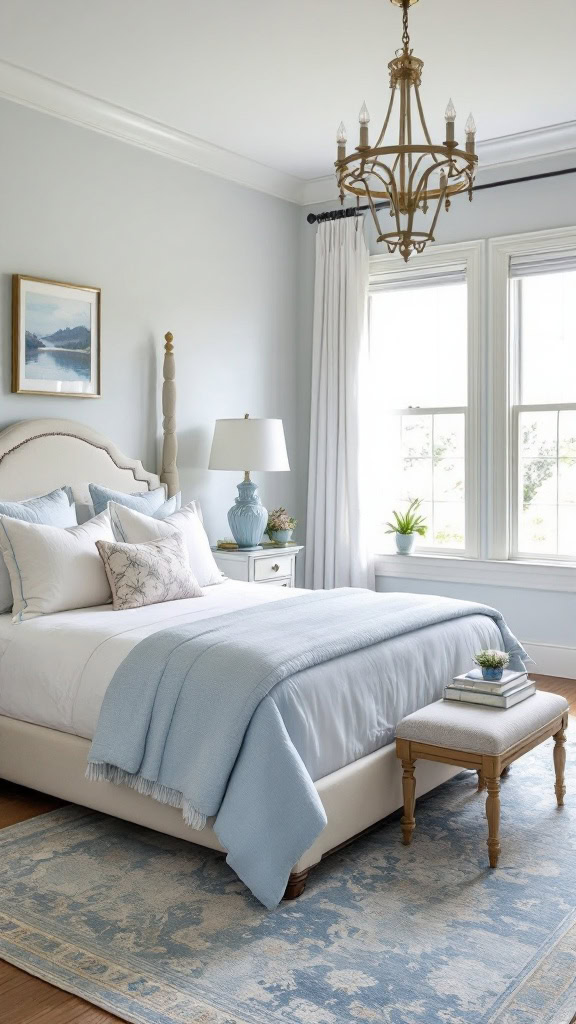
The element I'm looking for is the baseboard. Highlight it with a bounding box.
[523,641,576,680]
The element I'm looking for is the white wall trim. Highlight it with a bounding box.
[477,121,576,171]
[298,176,340,206]
[375,552,576,593]
[523,642,576,680]
[299,121,576,205]
[0,59,303,205]
[1,58,575,207]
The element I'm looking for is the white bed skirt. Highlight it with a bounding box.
[0,714,460,874]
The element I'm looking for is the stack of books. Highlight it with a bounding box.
[444,668,535,708]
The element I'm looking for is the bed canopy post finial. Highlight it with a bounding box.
[161,332,179,497]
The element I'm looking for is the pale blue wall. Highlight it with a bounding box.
[376,576,576,651]
[0,98,303,544]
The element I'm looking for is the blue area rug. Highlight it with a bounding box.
[1,739,575,1024]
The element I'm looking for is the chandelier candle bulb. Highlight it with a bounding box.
[465,113,476,154]
[444,98,457,121]
[358,102,370,147]
[336,121,347,161]
[444,98,456,143]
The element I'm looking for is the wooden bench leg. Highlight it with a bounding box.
[484,762,501,868]
[553,715,567,807]
[477,769,485,792]
[401,758,416,845]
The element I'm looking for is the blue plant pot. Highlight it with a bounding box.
[481,667,504,681]
[269,529,293,547]
[227,478,268,550]
[395,532,415,555]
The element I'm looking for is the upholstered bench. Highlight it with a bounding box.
[395,691,569,868]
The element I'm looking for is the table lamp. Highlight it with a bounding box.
[208,414,290,549]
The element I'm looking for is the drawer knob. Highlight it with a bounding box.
[271,563,280,572]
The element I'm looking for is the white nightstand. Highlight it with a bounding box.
[212,545,304,588]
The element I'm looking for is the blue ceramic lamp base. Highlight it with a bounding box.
[227,476,268,550]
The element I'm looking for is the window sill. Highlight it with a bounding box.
[375,552,576,593]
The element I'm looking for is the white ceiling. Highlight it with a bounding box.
[1,0,575,192]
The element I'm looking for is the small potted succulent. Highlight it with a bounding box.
[385,498,427,555]
[474,649,510,682]
[266,507,297,547]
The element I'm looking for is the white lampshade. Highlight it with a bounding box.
[209,418,290,472]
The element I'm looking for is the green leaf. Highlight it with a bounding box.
[386,498,427,537]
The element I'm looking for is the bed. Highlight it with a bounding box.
[0,336,503,901]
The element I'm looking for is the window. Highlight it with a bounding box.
[372,229,576,583]
[510,260,576,560]
[369,242,481,558]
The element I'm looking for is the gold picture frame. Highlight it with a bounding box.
[12,275,101,398]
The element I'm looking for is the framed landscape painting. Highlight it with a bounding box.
[12,275,101,397]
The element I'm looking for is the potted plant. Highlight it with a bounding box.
[474,649,510,682]
[385,498,427,554]
[265,507,297,547]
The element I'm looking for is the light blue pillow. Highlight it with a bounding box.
[88,484,181,520]
[0,487,77,528]
[0,487,78,613]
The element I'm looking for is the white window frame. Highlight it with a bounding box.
[370,239,483,561]
[488,226,576,564]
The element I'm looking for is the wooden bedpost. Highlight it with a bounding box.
[161,332,179,497]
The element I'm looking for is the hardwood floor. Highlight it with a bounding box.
[1,674,574,1024]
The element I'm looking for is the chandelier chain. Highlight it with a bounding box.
[401,1,410,51]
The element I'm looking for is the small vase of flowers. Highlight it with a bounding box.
[474,649,510,681]
[266,507,297,546]
[385,498,427,555]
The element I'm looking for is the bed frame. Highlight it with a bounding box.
[0,333,460,899]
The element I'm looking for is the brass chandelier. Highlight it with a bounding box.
[335,0,478,261]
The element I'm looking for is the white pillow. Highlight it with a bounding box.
[109,501,222,587]
[0,487,78,614]
[0,510,114,622]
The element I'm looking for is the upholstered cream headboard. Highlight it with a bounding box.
[0,419,161,503]
[0,333,179,503]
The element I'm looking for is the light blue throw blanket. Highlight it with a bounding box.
[87,589,526,907]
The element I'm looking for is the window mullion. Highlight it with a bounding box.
[431,414,435,545]
[556,410,560,557]
[488,240,511,560]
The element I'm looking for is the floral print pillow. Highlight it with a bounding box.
[96,532,203,610]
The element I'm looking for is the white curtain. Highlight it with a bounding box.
[305,217,375,590]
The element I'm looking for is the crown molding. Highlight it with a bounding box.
[1,58,575,208]
[298,120,576,206]
[478,120,576,170]
[0,58,304,205]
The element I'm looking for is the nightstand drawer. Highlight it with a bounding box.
[211,545,303,587]
[254,554,293,581]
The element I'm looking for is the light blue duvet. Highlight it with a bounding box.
[87,589,526,907]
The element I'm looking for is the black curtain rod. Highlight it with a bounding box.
[306,165,576,224]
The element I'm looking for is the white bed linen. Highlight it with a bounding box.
[0,581,501,780]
